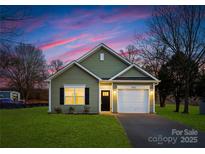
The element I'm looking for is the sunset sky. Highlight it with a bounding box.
[5,6,154,63]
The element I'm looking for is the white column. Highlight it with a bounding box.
[48,80,51,112]
[153,83,155,113]
[98,82,101,113]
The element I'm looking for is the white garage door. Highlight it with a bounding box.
[118,89,149,113]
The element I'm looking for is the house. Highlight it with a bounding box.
[47,43,160,114]
[0,91,20,101]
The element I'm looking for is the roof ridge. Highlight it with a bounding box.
[77,43,131,65]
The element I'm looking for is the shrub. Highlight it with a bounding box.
[54,106,62,113]
[84,105,90,113]
[69,106,75,113]
[189,97,199,106]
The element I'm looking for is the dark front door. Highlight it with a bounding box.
[101,90,110,111]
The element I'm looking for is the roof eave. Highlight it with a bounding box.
[109,64,160,82]
[101,80,160,83]
[46,61,101,81]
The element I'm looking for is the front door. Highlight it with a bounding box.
[101,90,110,111]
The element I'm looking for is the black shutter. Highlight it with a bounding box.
[60,88,64,105]
[85,88,89,105]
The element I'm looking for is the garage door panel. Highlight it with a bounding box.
[119,104,146,113]
[118,89,148,113]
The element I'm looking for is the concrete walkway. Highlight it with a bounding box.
[116,114,205,148]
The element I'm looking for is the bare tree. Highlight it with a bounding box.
[149,6,205,113]
[0,43,48,101]
[135,37,169,77]
[134,37,171,107]
[49,59,63,74]
[120,44,142,64]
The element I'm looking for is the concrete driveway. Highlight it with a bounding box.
[116,114,205,148]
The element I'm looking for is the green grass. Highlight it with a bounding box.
[0,107,131,148]
[156,104,205,132]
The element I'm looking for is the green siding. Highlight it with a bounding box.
[80,47,129,78]
[112,82,154,113]
[51,64,99,113]
[120,67,146,77]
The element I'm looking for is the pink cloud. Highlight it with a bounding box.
[90,35,113,42]
[25,16,49,32]
[89,27,123,42]
[51,40,130,63]
[0,20,24,33]
[55,17,97,31]
[39,34,88,50]
[66,43,87,49]
[50,10,97,31]
[103,12,149,23]
[48,44,92,63]
[100,7,151,23]
[0,15,50,33]
[36,7,152,33]
[47,32,133,63]
[39,37,78,50]
[105,39,131,51]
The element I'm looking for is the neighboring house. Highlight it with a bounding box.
[47,43,160,114]
[0,91,20,101]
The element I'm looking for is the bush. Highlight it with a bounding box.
[189,97,200,106]
[54,106,62,113]
[69,106,75,113]
[84,105,90,113]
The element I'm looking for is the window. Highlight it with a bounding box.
[102,92,109,96]
[100,53,104,61]
[64,86,85,105]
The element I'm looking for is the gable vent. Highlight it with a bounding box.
[100,53,104,61]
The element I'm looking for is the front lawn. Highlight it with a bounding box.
[156,104,205,132]
[0,107,131,148]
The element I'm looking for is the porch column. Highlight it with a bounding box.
[48,80,51,112]
[153,83,155,113]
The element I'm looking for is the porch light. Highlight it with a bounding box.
[150,90,154,95]
[113,90,116,95]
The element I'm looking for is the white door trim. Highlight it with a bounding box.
[99,85,113,113]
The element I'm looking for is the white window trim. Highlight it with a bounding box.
[64,84,86,105]
[64,84,86,88]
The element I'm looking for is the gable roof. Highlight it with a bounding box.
[47,43,159,82]
[109,64,160,82]
[77,43,131,65]
[47,61,101,81]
